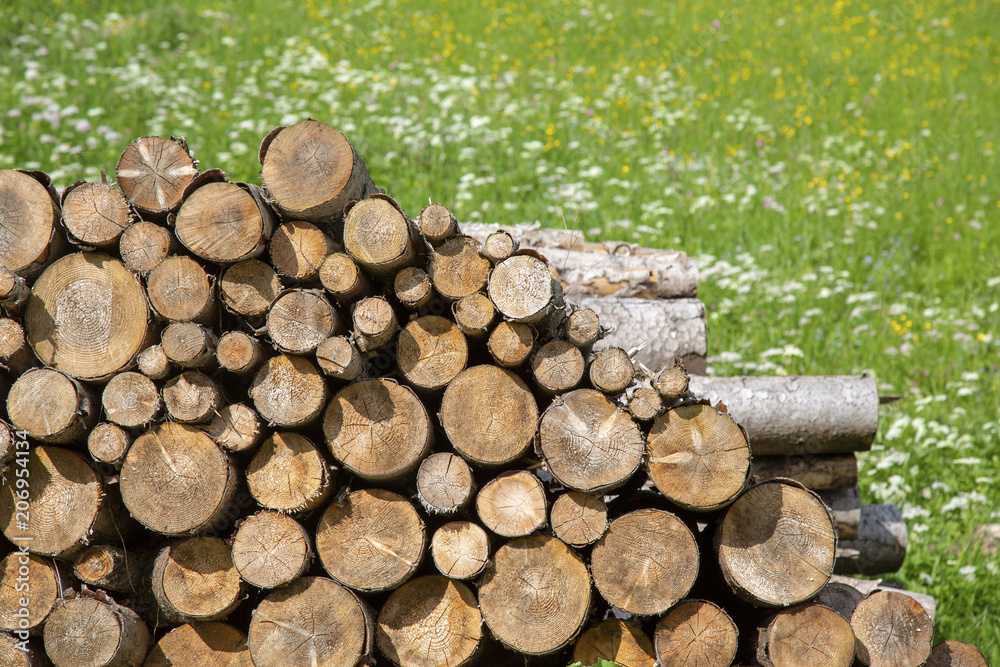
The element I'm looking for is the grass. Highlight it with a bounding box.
[2,0,998,660]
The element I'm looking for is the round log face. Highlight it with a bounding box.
[430,521,489,580]
[647,403,750,510]
[417,202,456,242]
[0,446,100,556]
[343,198,411,270]
[267,290,337,355]
[147,255,213,322]
[477,470,547,538]
[62,181,132,246]
[531,340,585,393]
[768,604,855,667]
[103,371,161,427]
[440,365,538,465]
[550,491,608,546]
[0,553,58,632]
[144,622,252,667]
[377,576,482,667]
[119,221,173,274]
[261,121,355,218]
[574,619,657,667]
[0,633,35,667]
[221,260,283,317]
[176,182,264,263]
[249,577,367,667]
[538,389,644,493]
[591,509,699,615]
[417,452,475,514]
[246,432,330,513]
[26,252,149,380]
[164,537,242,621]
[851,590,932,667]
[0,169,57,272]
[487,321,533,367]
[479,534,591,655]
[428,236,491,300]
[717,481,836,607]
[397,315,468,390]
[488,255,553,322]
[116,136,196,213]
[315,488,425,592]
[654,600,739,667]
[7,368,80,440]
[44,596,134,667]
[232,511,311,589]
[927,640,990,667]
[269,220,333,281]
[251,355,327,427]
[323,379,430,480]
[121,422,234,535]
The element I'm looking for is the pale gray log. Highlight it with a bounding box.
[835,503,907,576]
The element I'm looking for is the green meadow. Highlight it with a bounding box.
[2,0,998,660]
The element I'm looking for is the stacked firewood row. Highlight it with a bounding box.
[0,121,985,667]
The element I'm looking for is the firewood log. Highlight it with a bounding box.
[588,345,634,394]
[137,344,172,380]
[0,267,31,316]
[268,220,336,282]
[476,470,547,538]
[143,622,251,667]
[0,553,68,634]
[487,321,533,368]
[245,433,332,515]
[417,202,458,245]
[549,491,608,547]
[716,480,837,607]
[202,403,263,454]
[416,452,475,515]
[591,508,699,615]
[162,371,221,424]
[835,503,907,575]
[753,603,855,667]
[531,340,585,394]
[564,306,601,350]
[452,292,495,337]
[754,454,858,490]
[538,388,644,493]
[215,331,265,376]
[319,252,374,304]
[7,368,96,443]
[74,544,142,594]
[429,521,489,580]
[351,296,398,353]
[815,581,866,620]
[343,196,417,277]
[267,289,340,354]
[0,169,62,278]
[654,358,690,399]
[87,422,130,469]
[151,537,243,624]
[102,371,162,428]
[627,387,664,422]
[927,640,990,667]
[175,181,275,264]
[43,594,150,667]
[428,236,490,301]
[315,335,364,380]
[26,252,151,381]
[146,255,216,324]
[653,599,739,667]
[250,354,328,428]
[488,254,558,323]
[394,266,433,309]
[259,120,378,225]
[161,322,217,370]
[479,534,590,655]
[574,619,656,667]
[376,576,482,667]
[396,315,467,391]
[231,510,312,590]
[481,229,519,264]
[851,590,932,667]
[0,632,47,666]
[315,489,425,593]
[115,136,197,219]
[61,180,132,248]
[120,422,237,536]
[119,221,177,275]
[440,365,538,466]
[220,259,283,319]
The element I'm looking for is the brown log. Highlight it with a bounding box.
[440,365,538,466]
[0,422,12,468]
[927,640,989,667]
[479,534,590,655]
[829,575,936,624]
[538,388,644,493]
[393,266,433,309]
[416,452,475,515]
[136,344,172,380]
[6,368,96,443]
[531,340,585,394]
[487,321,533,368]
[396,315,467,391]
[589,345,634,394]
[351,296,398,353]
[0,632,47,666]
[231,510,312,590]
[476,470,547,538]
[120,422,237,535]
[755,604,855,667]
[0,169,62,278]
[578,296,707,374]
[653,599,739,667]
[428,236,491,301]
[268,220,337,282]
[119,221,177,275]
[591,509,699,615]
[87,422,130,468]
[343,196,416,277]
[716,480,837,607]
[315,335,364,381]
[488,254,558,323]
[146,255,215,324]
[0,553,65,634]
[266,289,339,354]
[646,403,751,511]
[246,433,332,514]
[61,180,132,248]
[0,446,105,558]
[202,403,263,454]
[161,321,217,369]
[430,521,489,580]
[259,120,378,225]
[481,229,519,264]
[654,358,690,399]
[215,331,265,375]
[175,181,275,263]
[102,371,161,428]
[377,576,482,667]
[250,354,328,428]
[319,252,374,304]
[549,491,608,547]
[324,379,431,482]
[417,202,458,245]
[687,375,879,455]
[565,306,601,350]
[315,489,425,593]
[0,319,35,377]
[43,594,150,667]
[26,252,151,381]
[754,454,857,490]
[162,371,221,424]
[817,487,861,540]
[574,619,656,667]
[115,136,197,218]
[151,537,243,624]
[452,292,495,337]
[143,622,252,667]
[247,576,371,667]
[0,266,31,315]
[627,387,664,422]
[851,590,932,667]
[74,544,142,594]
[835,503,907,575]
[219,259,283,319]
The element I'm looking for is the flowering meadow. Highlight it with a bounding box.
[2,0,999,657]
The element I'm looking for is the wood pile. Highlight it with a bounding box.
[0,120,984,667]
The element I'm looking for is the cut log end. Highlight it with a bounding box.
[62,181,132,247]
[74,544,141,594]
[0,553,61,633]
[550,491,608,547]
[232,511,312,590]
[216,331,265,375]
[482,230,519,264]
[8,368,95,443]
[589,345,635,394]
[220,259,283,318]
[352,296,398,353]
[43,596,151,667]
[162,322,217,369]
[176,181,271,263]
[88,422,131,468]
[0,169,59,277]
[102,371,162,428]
[269,220,336,282]
[488,254,555,323]
[477,470,547,538]
[119,221,175,275]
[851,590,932,667]
[267,289,338,354]
[628,387,664,422]
[429,236,490,301]
[654,600,739,667]
[418,202,458,244]
[430,521,489,580]
[251,354,328,428]
[147,255,214,323]
[319,252,372,303]
[532,340,585,394]
[246,432,331,514]
[315,335,363,381]
[574,619,656,667]
[137,344,172,380]
[926,640,990,667]
[655,360,690,399]
[394,266,433,309]
[162,371,221,424]
[565,307,601,349]
[416,452,475,515]
[153,537,243,624]
[116,136,196,215]
[487,321,534,368]
[143,622,251,667]
[452,292,495,337]
[397,315,468,391]
[343,197,415,276]
[203,403,263,453]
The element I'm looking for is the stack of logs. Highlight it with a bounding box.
[0,120,986,667]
